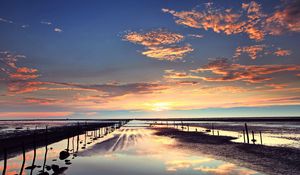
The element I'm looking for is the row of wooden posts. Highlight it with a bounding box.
[154,121,263,145]
[1,121,127,175]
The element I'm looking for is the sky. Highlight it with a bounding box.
[0,0,300,119]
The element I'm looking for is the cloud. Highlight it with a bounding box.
[234,45,292,60]
[21,24,29,28]
[0,51,39,81]
[0,112,72,118]
[9,73,39,80]
[41,21,52,25]
[16,67,38,73]
[265,83,288,89]
[188,34,204,39]
[274,48,292,56]
[164,69,201,79]
[0,17,13,24]
[163,1,300,41]
[6,79,168,99]
[123,29,193,61]
[123,29,184,47]
[7,81,50,94]
[163,1,265,41]
[24,97,64,105]
[59,82,168,97]
[54,27,63,32]
[191,58,300,83]
[142,45,193,61]
[234,45,266,59]
[265,0,300,35]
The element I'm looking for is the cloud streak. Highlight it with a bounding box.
[192,58,300,83]
[123,29,193,61]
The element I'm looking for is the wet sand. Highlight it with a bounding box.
[155,128,300,175]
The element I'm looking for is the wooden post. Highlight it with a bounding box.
[42,142,48,172]
[67,136,70,151]
[242,130,245,143]
[2,148,7,175]
[84,131,87,146]
[244,123,250,144]
[212,123,214,135]
[19,143,26,175]
[217,131,219,136]
[259,131,263,145]
[251,131,256,144]
[42,126,48,172]
[30,134,37,175]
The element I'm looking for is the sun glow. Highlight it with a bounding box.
[150,102,172,111]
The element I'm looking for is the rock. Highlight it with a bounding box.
[59,150,70,160]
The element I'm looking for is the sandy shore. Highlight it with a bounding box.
[154,128,300,175]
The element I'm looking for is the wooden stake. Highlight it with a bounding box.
[260,131,263,145]
[244,123,250,144]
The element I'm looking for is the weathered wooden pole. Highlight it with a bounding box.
[251,131,256,144]
[42,142,48,172]
[2,148,7,175]
[212,123,214,135]
[42,126,48,172]
[242,130,246,143]
[19,142,26,175]
[84,131,87,146]
[30,133,37,175]
[259,131,263,145]
[244,123,250,144]
[67,136,70,151]
[217,131,220,136]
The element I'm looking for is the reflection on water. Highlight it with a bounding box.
[0,121,264,175]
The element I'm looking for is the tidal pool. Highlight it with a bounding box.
[0,121,263,175]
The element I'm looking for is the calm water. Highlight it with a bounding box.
[0,120,264,175]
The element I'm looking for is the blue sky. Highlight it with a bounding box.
[0,0,300,119]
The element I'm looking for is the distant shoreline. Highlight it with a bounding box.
[0,116,300,122]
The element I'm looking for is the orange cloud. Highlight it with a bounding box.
[164,69,201,79]
[16,67,38,73]
[163,1,266,41]
[123,29,184,47]
[123,29,193,61]
[265,83,288,89]
[0,112,73,118]
[265,0,300,35]
[234,45,266,59]
[142,45,193,61]
[1,52,39,81]
[24,97,64,105]
[163,1,300,41]
[192,58,300,83]
[274,48,292,56]
[9,73,39,80]
[234,45,292,60]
